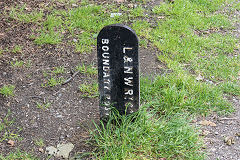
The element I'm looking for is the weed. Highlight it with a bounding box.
[36,102,51,109]
[34,138,45,147]
[0,110,22,142]
[79,82,98,98]
[10,60,24,67]
[0,85,15,97]
[25,60,32,68]
[45,77,64,87]
[52,66,65,74]
[76,63,97,76]
[43,71,48,78]
[0,48,3,55]
[12,45,23,54]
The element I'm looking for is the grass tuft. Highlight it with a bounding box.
[90,109,204,159]
[0,85,15,97]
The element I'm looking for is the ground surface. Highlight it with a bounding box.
[202,5,240,160]
[0,0,239,160]
[0,1,161,159]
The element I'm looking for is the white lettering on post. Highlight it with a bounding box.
[102,39,111,110]
[102,39,109,44]
[125,89,133,95]
[124,77,133,86]
[123,47,135,113]
[124,66,133,74]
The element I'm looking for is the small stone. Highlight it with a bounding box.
[235,132,240,137]
[110,13,122,18]
[210,148,216,152]
[39,148,44,153]
[56,114,63,118]
[73,39,78,42]
[157,16,165,19]
[72,3,78,7]
[56,143,74,159]
[224,136,235,145]
[128,4,134,8]
[215,132,219,135]
[46,146,58,156]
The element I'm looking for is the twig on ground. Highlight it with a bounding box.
[218,117,237,120]
[29,96,46,103]
[62,71,80,85]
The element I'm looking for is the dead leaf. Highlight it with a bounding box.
[7,140,15,146]
[199,120,217,127]
[201,130,210,136]
[235,132,240,137]
[224,136,235,145]
[191,119,197,123]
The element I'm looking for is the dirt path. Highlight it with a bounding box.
[203,97,240,160]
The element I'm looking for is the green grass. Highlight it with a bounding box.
[0,48,4,56]
[79,82,98,98]
[52,66,65,74]
[41,67,67,87]
[219,81,240,96]
[34,138,45,147]
[12,45,23,54]
[0,85,15,97]
[36,101,51,110]
[90,109,204,159]
[5,0,240,159]
[0,150,37,160]
[233,1,240,10]
[75,63,97,76]
[9,5,43,23]
[88,0,238,159]
[43,77,65,87]
[10,60,24,67]
[140,73,233,116]
[0,110,22,143]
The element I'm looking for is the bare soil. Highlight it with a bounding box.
[0,1,162,159]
